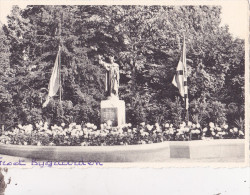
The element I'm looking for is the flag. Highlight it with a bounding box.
[172,36,189,110]
[42,47,61,107]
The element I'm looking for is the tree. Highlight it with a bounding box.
[0,22,14,129]
[1,5,244,126]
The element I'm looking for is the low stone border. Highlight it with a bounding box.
[0,139,244,162]
[169,139,245,160]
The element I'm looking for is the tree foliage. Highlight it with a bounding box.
[0,5,244,127]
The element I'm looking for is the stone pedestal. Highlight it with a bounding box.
[101,97,125,127]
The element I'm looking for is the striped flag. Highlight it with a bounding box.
[42,47,61,108]
[172,36,189,110]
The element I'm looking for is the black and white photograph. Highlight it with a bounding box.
[0,0,248,167]
[0,0,249,195]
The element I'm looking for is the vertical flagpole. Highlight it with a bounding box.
[183,34,189,123]
[183,35,185,122]
[59,47,62,103]
[59,12,62,103]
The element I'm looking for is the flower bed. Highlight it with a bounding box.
[0,121,244,146]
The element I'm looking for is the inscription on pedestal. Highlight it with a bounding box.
[101,107,118,126]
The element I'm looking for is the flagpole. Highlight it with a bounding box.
[59,46,62,103]
[59,12,62,104]
[172,34,189,123]
[183,34,189,123]
[182,34,187,123]
[42,11,63,108]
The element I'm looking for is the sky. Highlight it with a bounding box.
[0,0,248,39]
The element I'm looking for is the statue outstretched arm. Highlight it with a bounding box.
[98,55,110,71]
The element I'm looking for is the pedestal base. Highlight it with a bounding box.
[101,97,125,127]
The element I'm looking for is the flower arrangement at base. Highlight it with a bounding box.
[0,121,244,146]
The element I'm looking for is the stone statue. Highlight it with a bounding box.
[98,55,120,98]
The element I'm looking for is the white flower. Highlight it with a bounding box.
[169,130,174,134]
[127,123,132,127]
[223,124,228,129]
[196,129,200,134]
[170,124,173,128]
[203,127,208,132]
[212,132,215,136]
[148,125,153,131]
[107,120,113,126]
[96,130,101,136]
[192,124,196,128]
[83,128,88,133]
[46,130,52,135]
[71,129,76,136]
[182,122,186,127]
[93,125,97,130]
[26,124,33,131]
[44,121,49,128]
[13,128,19,134]
[239,131,244,135]
[25,128,32,134]
[84,134,88,138]
[79,131,83,136]
[196,124,200,128]
[128,129,132,133]
[155,123,160,128]
[209,122,215,128]
[217,127,222,131]
[233,127,238,132]
[140,122,145,126]
[184,127,190,132]
[61,123,65,127]
[165,123,170,128]
[180,123,184,128]
[188,121,192,126]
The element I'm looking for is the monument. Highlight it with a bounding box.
[98,55,126,126]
